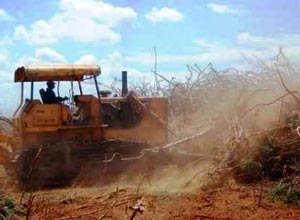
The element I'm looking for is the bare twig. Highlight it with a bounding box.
[20,146,43,204]
[26,194,36,220]
[242,91,299,118]
[258,170,264,207]
[277,71,300,107]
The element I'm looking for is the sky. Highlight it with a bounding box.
[0,0,300,114]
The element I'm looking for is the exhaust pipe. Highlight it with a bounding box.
[122,71,128,96]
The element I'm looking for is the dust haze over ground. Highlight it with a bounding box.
[2,50,300,219]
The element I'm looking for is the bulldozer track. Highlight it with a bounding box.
[0,126,212,190]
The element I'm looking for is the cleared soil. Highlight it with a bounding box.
[1,158,300,220]
[4,182,298,220]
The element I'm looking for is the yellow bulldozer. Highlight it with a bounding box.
[0,65,172,189]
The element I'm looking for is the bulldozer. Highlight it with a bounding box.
[0,65,171,189]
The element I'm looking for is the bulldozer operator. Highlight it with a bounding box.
[41,81,68,104]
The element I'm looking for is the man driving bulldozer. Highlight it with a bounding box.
[42,81,68,104]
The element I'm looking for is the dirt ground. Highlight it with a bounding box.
[4,181,298,220]
[1,160,300,220]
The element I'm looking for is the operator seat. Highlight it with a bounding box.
[39,89,47,104]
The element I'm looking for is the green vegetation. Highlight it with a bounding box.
[0,195,15,219]
[272,177,300,205]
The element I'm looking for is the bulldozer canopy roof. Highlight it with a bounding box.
[14,65,101,82]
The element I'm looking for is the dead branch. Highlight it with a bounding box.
[257,170,264,207]
[184,169,210,188]
[129,199,145,220]
[161,127,212,150]
[98,200,117,220]
[241,91,299,118]
[25,194,36,220]
[20,145,43,205]
[56,200,130,220]
[277,71,300,107]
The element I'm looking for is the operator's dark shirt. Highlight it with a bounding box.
[44,88,65,104]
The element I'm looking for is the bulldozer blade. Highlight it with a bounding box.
[0,133,13,164]
[0,145,11,171]
[0,134,12,143]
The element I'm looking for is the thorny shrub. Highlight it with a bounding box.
[128,49,300,199]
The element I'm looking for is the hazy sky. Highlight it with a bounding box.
[0,0,300,114]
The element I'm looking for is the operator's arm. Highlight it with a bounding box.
[46,90,68,104]
[55,96,68,103]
